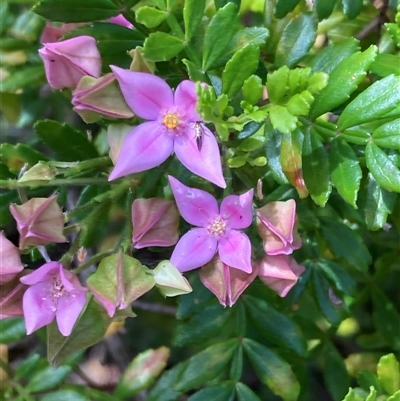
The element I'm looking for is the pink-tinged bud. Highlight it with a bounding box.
[132,198,179,249]
[87,252,155,317]
[258,254,305,297]
[256,199,302,255]
[38,36,101,89]
[153,261,192,297]
[0,232,24,284]
[40,22,84,44]
[108,124,132,164]
[20,262,87,336]
[10,195,67,250]
[0,274,28,319]
[108,15,133,29]
[72,74,134,123]
[200,256,258,307]
[129,48,155,73]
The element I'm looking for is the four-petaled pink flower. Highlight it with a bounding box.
[108,67,226,188]
[169,176,253,273]
[20,262,87,336]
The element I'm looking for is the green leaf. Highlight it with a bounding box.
[173,305,234,346]
[322,342,351,401]
[309,45,377,119]
[341,0,363,19]
[222,45,260,98]
[377,354,400,395]
[330,136,362,207]
[388,390,400,401]
[202,3,238,70]
[317,259,356,296]
[364,173,397,230]
[187,382,235,401]
[0,65,45,92]
[341,128,371,145]
[15,354,41,380]
[310,38,360,74]
[236,382,262,401]
[370,54,400,78]
[32,0,119,22]
[372,118,400,150]
[338,75,400,130]
[275,13,317,68]
[267,66,289,104]
[34,120,98,162]
[242,75,263,105]
[41,389,90,401]
[136,6,168,28]
[358,370,382,394]
[26,365,72,393]
[274,0,301,18]
[143,32,185,61]
[230,345,243,381]
[270,105,298,134]
[372,288,400,351]
[243,296,308,357]
[242,338,300,401]
[47,296,112,367]
[184,0,206,41]
[314,0,336,20]
[302,128,332,206]
[0,318,26,343]
[320,217,372,271]
[365,142,400,193]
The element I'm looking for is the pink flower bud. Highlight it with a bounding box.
[40,22,84,44]
[108,15,133,29]
[258,254,305,297]
[108,124,132,164]
[0,232,24,284]
[153,261,192,297]
[72,74,134,123]
[132,198,179,249]
[10,195,67,250]
[256,199,302,255]
[39,36,101,89]
[200,256,259,307]
[0,274,28,319]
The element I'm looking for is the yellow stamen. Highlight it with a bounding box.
[163,112,179,129]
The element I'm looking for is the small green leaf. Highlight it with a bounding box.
[32,0,119,22]
[267,66,289,104]
[314,0,336,20]
[274,0,301,18]
[143,32,185,61]
[364,173,397,230]
[341,0,363,19]
[388,390,400,401]
[244,296,308,357]
[269,105,297,134]
[370,54,400,78]
[41,390,90,401]
[27,365,72,393]
[187,382,235,401]
[182,59,207,82]
[372,289,400,351]
[358,370,382,394]
[302,128,332,206]
[377,354,400,395]
[184,0,206,41]
[202,3,239,70]
[242,75,263,105]
[372,118,400,150]
[341,128,371,145]
[136,6,168,28]
[338,75,400,130]
[365,142,400,192]
[0,318,26,343]
[230,346,243,381]
[275,13,317,68]
[236,382,262,401]
[222,45,260,98]
[330,136,362,207]
[317,259,356,296]
[243,338,300,401]
[309,45,377,119]
[34,120,98,161]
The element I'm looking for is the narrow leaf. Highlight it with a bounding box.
[184,0,206,41]
[342,0,363,19]
[372,118,400,150]
[236,382,262,401]
[187,382,235,401]
[274,0,301,18]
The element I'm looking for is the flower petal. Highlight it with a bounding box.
[56,291,87,336]
[174,126,226,188]
[110,66,173,119]
[20,261,60,285]
[168,176,219,226]
[22,283,56,335]
[220,189,254,229]
[170,228,217,272]
[109,122,173,180]
[174,80,200,122]
[218,230,252,273]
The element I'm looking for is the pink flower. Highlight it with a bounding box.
[39,36,101,89]
[169,176,253,273]
[200,256,259,307]
[108,15,133,29]
[10,195,67,250]
[20,262,87,336]
[0,232,24,284]
[132,198,179,249]
[258,255,305,297]
[108,68,226,188]
[256,199,302,255]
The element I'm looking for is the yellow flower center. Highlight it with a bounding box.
[207,216,227,237]
[163,112,180,129]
